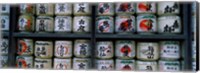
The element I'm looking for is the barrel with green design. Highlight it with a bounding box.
[18,14,35,32]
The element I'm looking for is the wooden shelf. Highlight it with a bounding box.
[2,31,9,38]
[96,34,185,40]
[13,32,92,39]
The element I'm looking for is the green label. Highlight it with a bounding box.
[96,16,112,21]
[142,15,155,18]
[120,60,133,64]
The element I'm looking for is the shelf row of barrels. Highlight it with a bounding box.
[0,2,197,71]
[1,3,182,34]
[1,38,185,71]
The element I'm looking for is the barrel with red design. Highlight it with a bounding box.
[96,16,114,33]
[115,40,135,59]
[16,56,33,68]
[136,2,156,14]
[115,59,135,70]
[137,14,157,33]
[54,41,72,58]
[115,3,135,14]
[115,15,135,33]
[20,4,35,14]
[97,3,114,16]
[17,39,33,55]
